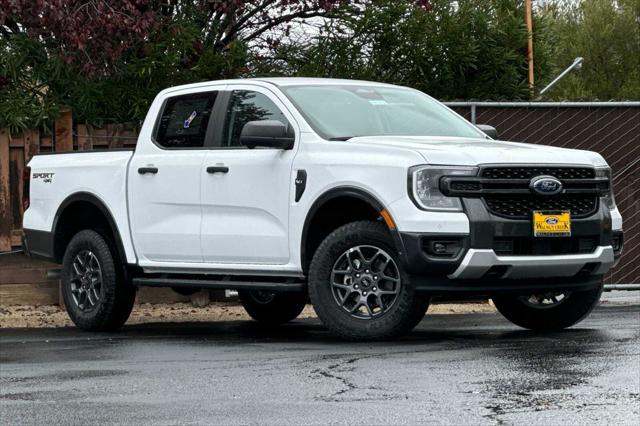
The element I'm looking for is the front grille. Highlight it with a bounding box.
[481,166,595,180]
[450,181,482,191]
[441,165,604,220]
[484,195,598,219]
[494,236,598,256]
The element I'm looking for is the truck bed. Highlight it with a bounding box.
[23,150,136,263]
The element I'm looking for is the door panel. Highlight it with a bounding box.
[130,152,206,262]
[129,89,222,263]
[201,149,293,263]
[201,87,297,264]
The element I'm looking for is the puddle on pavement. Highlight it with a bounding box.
[476,328,628,421]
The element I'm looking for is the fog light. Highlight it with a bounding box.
[433,243,447,254]
[423,238,463,258]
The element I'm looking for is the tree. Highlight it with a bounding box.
[538,0,640,100]
[0,0,354,131]
[257,0,555,100]
[0,1,158,75]
[2,0,635,133]
[0,0,159,131]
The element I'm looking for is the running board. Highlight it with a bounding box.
[132,277,306,292]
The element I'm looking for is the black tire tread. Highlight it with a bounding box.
[238,291,307,325]
[308,220,428,341]
[61,230,136,331]
[492,285,603,331]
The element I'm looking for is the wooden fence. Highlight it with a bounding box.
[0,112,138,252]
[0,115,145,306]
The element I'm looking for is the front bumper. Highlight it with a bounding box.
[449,246,614,280]
[397,198,623,295]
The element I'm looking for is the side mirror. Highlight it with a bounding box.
[476,124,498,139]
[240,120,294,150]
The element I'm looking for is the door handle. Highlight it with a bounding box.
[138,167,158,175]
[206,166,229,174]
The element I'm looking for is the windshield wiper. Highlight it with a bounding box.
[328,136,355,141]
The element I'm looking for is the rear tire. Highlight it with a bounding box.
[61,230,136,331]
[492,284,603,331]
[308,221,429,341]
[238,291,307,325]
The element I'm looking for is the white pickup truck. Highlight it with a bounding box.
[22,78,624,340]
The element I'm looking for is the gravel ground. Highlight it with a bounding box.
[0,301,495,328]
[1,291,634,329]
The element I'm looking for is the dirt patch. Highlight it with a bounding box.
[0,302,495,329]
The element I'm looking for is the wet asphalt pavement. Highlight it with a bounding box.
[1,302,639,425]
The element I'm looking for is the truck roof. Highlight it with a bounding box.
[252,77,397,87]
[159,77,398,95]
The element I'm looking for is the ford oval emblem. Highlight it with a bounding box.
[530,175,563,195]
[545,217,559,225]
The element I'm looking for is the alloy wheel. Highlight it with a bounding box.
[518,291,571,309]
[69,250,103,311]
[330,245,401,319]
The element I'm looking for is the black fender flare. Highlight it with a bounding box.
[53,192,130,266]
[300,186,404,270]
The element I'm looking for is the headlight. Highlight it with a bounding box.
[409,165,478,211]
[596,166,616,209]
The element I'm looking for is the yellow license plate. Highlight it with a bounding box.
[533,211,571,237]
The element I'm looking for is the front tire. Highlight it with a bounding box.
[61,230,136,331]
[238,291,307,325]
[308,221,429,341]
[492,284,603,331]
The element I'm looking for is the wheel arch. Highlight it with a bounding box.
[52,192,129,267]
[300,186,403,273]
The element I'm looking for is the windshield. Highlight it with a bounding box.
[282,84,484,140]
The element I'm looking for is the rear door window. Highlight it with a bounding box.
[155,92,218,149]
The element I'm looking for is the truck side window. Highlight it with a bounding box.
[155,92,217,149]
[222,90,289,148]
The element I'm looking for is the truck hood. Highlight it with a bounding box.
[348,136,607,167]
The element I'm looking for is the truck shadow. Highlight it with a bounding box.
[2,308,629,348]
[108,313,618,347]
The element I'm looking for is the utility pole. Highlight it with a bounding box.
[525,0,534,96]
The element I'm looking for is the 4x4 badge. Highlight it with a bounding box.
[33,172,55,183]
